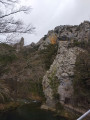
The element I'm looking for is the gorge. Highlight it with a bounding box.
[0,21,90,120]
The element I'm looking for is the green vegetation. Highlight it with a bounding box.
[40,44,58,69]
[20,45,39,59]
[69,40,90,50]
[56,102,64,111]
[0,43,18,76]
[73,40,89,48]
[0,43,14,49]
[0,54,17,64]
[0,82,11,103]
[48,69,60,99]
[0,43,58,102]
[0,43,17,64]
[17,78,45,101]
[28,79,45,98]
[40,43,59,100]
[68,39,90,109]
[73,51,90,108]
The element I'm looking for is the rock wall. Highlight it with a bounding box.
[41,21,90,108]
[31,21,89,108]
[37,31,57,50]
[37,21,90,51]
[42,40,85,107]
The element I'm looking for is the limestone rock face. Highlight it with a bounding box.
[37,31,57,50]
[37,21,90,51]
[42,40,85,107]
[42,21,90,107]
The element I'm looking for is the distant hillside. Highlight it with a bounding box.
[0,42,46,103]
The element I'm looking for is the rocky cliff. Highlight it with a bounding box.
[42,41,85,107]
[37,21,90,50]
[0,21,90,113]
[39,21,90,109]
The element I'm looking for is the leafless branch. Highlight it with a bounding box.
[0,17,35,34]
[0,6,31,18]
[0,0,18,5]
[0,0,35,39]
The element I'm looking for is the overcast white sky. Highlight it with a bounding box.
[12,0,90,45]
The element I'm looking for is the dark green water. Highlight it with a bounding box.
[0,103,67,120]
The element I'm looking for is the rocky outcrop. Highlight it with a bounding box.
[37,21,90,51]
[0,20,90,110]
[42,21,89,108]
[42,40,85,107]
[25,42,36,49]
[14,37,24,52]
[37,31,57,50]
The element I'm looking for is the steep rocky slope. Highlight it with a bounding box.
[42,41,84,107]
[0,21,90,114]
[39,21,90,109]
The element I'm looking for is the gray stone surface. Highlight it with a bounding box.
[42,40,85,107]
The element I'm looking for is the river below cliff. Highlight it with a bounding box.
[0,102,67,120]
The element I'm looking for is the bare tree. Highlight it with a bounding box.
[0,0,35,36]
